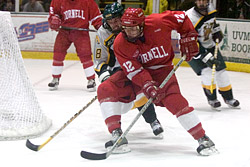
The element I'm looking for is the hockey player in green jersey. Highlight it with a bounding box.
[186,0,240,110]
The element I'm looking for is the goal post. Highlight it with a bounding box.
[0,11,52,140]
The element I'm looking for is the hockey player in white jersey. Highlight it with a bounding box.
[186,0,240,110]
[93,2,164,153]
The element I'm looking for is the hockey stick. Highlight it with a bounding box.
[60,26,97,32]
[210,39,219,94]
[80,55,186,160]
[26,96,97,151]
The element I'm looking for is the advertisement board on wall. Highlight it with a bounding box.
[11,13,96,54]
[218,19,250,64]
[10,14,250,66]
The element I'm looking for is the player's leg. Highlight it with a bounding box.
[160,75,218,155]
[216,69,240,108]
[134,94,164,138]
[97,71,135,153]
[188,56,222,110]
[212,50,240,108]
[200,67,222,110]
[49,30,72,90]
[73,31,96,91]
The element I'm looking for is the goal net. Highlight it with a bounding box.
[0,11,52,140]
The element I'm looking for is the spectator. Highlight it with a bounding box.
[226,0,238,18]
[242,0,250,19]
[20,0,28,11]
[41,0,51,12]
[178,0,195,11]
[237,0,245,19]
[229,0,250,19]
[0,0,6,11]
[3,0,15,11]
[22,0,45,12]
[144,0,168,15]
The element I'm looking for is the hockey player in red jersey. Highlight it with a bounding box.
[112,7,218,156]
[48,0,102,91]
[94,2,164,154]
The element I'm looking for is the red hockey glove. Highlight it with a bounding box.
[49,16,61,31]
[142,81,165,104]
[212,22,223,43]
[180,31,199,61]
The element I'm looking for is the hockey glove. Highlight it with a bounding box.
[142,81,165,104]
[180,31,199,61]
[199,52,220,68]
[49,16,61,31]
[99,70,111,83]
[212,22,223,43]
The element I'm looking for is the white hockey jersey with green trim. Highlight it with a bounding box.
[185,3,218,49]
[93,25,121,74]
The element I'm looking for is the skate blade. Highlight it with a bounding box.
[199,146,219,156]
[107,144,131,154]
[210,106,221,111]
[227,104,241,109]
[154,133,164,140]
[87,87,96,92]
[49,85,58,91]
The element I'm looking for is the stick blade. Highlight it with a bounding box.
[80,150,107,160]
[26,139,40,151]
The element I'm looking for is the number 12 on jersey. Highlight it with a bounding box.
[123,61,135,72]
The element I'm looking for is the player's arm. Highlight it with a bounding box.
[48,0,61,31]
[212,20,223,43]
[114,35,165,103]
[113,37,152,88]
[177,12,199,61]
[159,11,198,61]
[93,34,111,83]
[88,0,102,30]
[162,11,199,61]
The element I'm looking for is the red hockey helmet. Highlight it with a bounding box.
[121,8,145,27]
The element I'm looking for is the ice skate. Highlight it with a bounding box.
[105,128,131,154]
[87,79,96,92]
[197,134,219,156]
[150,119,164,139]
[225,99,240,109]
[48,78,59,90]
[208,99,221,111]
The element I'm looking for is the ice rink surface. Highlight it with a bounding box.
[1,59,250,167]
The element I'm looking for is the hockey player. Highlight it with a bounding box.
[113,7,218,156]
[93,2,164,154]
[48,0,102,91]
[186,0,240,110]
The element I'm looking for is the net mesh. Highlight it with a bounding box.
[0,11,52,140]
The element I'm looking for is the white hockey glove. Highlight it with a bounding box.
[197,52,220,68]
[99,70,111,83]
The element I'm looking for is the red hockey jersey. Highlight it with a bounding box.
[114,10,196,88]
[48,0,102,30]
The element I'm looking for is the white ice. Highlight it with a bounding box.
[1,59,250,167]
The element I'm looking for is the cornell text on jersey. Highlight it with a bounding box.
[64,10,85,20]
[140,46,169,63]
